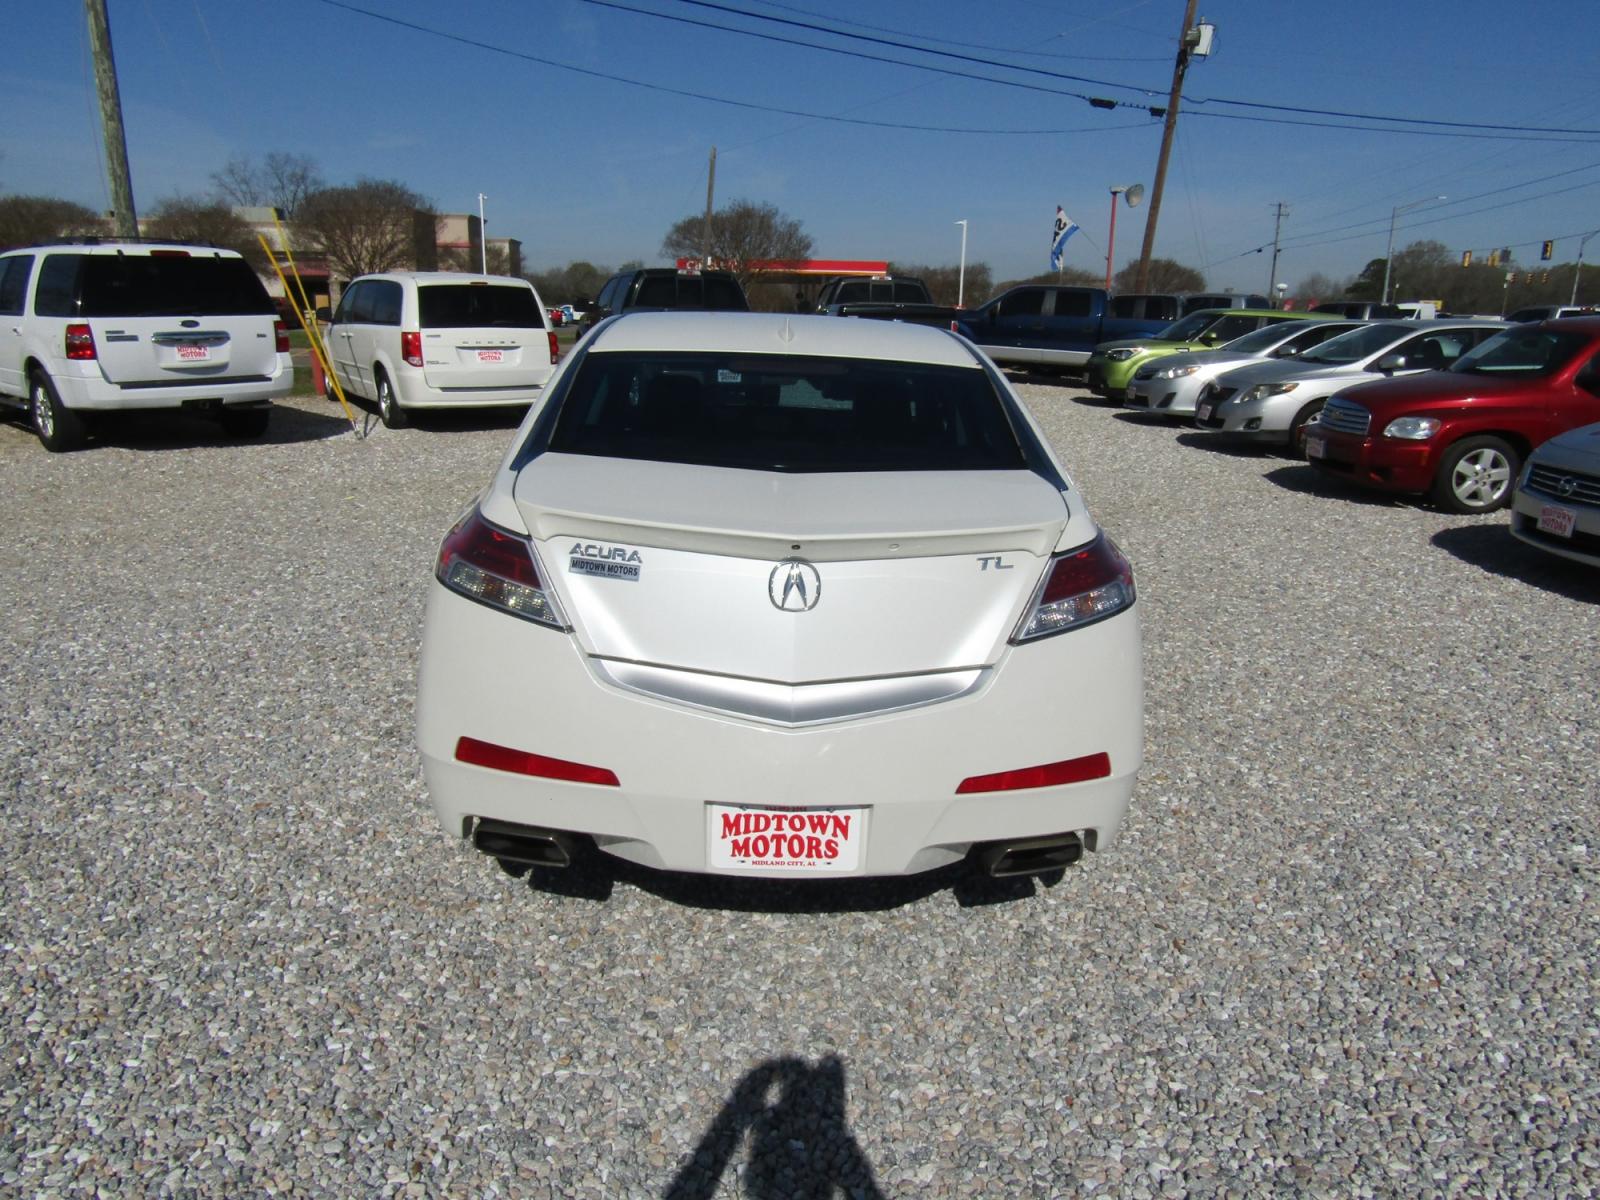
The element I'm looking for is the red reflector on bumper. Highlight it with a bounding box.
[956,752,1111,794]
[455,736,619,786]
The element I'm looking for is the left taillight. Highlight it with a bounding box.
[65,323,96,360]
[401,330,424,367]
[547,330,559,365]
[274,319,290,353]
[1012,532,1135,643]
[435,507,566,629]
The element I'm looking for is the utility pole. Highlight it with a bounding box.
[84,0,138,237]
[701,147,717,268]
[1268,202,1288,301]
[1134,0,1201,292]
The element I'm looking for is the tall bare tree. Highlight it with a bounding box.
[661,200,812,291]
[144,196,265,267]
[0,194,103,250]
[296,179,436,281]
[211,152,323,218]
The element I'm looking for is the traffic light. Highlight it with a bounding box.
[1542,240,1555,261]
[1488,249,1501,267]
[1461,250,1473,267]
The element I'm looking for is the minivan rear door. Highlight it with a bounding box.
[416,281,549,389]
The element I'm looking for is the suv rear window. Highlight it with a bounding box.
[547,352,1025,473]
[35,252,274,318]
[631,274,749,311]
[419,283,541,329]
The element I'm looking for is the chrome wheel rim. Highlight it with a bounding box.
[1452,448,1511,508]
[378,381,392,421]
[32,384,53,439]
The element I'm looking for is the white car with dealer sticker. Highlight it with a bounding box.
[416,311,1143,880]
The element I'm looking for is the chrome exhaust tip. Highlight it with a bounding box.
[975,833,1083,878]
[472,818,578,869]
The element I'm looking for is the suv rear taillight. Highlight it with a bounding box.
[274,319,290,353]
[548,330,560,365]
[401,330,424,367]
[1012,533,1135,642]
[435,507,566,629]
[65,323,96,361]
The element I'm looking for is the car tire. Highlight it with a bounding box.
[219,406,270,438]
[1286,401,1325,459]
[30,370,87,452]
[376,371,407,429]
[1432,435,1520,514]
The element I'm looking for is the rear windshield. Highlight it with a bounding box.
[547,352,1025,473]
[419,283,542,329]
[1450,327,1591,376]
[631,274,749,311]
[37,252,274,318]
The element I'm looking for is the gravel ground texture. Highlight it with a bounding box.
[1,382,1597,1199]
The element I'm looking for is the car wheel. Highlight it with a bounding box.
[30,370,87,452]
[219,406,270,438]
[376,371,407,429]
[1286,401,1325,459]
[1433,435,1520,514]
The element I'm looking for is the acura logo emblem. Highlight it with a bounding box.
[1557,476,1578,498]
[768,558,821,612]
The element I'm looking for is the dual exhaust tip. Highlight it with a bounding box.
[471,817,1085,881]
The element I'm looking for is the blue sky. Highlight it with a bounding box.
[6,1,1600,295]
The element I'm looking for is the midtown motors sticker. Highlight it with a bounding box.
[707,805,865,873]
[569,542,641,581]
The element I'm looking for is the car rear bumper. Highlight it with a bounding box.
[1305,429,1435,493]
[394,368,548,409]
[52,355,293,410]
[416,581,1143,878]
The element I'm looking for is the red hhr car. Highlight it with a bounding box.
[1305,318,1600,512]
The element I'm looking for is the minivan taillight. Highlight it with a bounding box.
[1012,533,1135,642]
[435,507,566,629]
[65,323,96,360]
[274,319,290,353]
[547,330,560,365]
[401,330,424,367]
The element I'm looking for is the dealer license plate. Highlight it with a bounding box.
[1537,503,1577,538]
[175,344,209,361]
[1305,434,1326,459]
[707,805,865,873]
[476,350,504,363]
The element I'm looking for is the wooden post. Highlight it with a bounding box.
[84,0,138,237]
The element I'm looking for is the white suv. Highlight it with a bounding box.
[0,240,292,451]
[324,272,557,428]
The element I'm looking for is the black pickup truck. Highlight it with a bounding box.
[813,276,963,329]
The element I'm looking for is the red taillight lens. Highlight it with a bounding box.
[1012,533,1135,642]
[435,507,565,628]
[455,736,619,786]
[274,319,290,353]
[547,330,559,365]
[401,330,424,367]
[956,752,1112,794]
[65,323,96,360]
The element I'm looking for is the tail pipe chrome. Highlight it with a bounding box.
[975,832,1083,878]
[471,818,578,869]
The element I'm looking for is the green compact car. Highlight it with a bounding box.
[1085,309,1329,402]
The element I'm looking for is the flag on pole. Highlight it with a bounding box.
[1049,206,1080,271]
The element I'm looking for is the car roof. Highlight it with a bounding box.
[351,271,533,286]
[3,240,245,258]
[589,311,979,367]
[1185,307,1322,320]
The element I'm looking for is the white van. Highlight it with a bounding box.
[325,272,556,428]
[0,240,292,451]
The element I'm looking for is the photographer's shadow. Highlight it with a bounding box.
[665,1055,886,1200]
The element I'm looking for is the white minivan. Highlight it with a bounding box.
[325,272,557,428]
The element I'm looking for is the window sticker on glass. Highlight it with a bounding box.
[717,369,742,384]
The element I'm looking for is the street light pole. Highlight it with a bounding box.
[477,193,488,274]
[955,220,968,308]
[1382,195,1445,304]
[1572,229,1600,306]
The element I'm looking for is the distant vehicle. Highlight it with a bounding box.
[1178,291,1271,315]
[1507,304,1595,323]
[417,312,1142,880]
[955,285,1176,370]
[560,303,585,326]
[548,307,565,327]
[1123,319,1363,419]
[1509,419,1600,566]
[580,268,748,333]
[1307,318,1600,512]
[0,238,292,451]
[325,272,557,429]
[813,275,962,329]
[1394,300,1441,320]
[1311,300,1406,320]
[1086,308,1325,403]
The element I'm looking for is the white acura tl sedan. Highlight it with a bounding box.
[416,312,1142,880]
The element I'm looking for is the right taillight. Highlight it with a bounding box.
[435,507,566,629]
[547,330,559,365]
[65,323,97,360]
[1012,533,1135,642]
[401,330,424,367]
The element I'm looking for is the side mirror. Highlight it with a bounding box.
[1273,345,1300,357]
[1374,352,1406,372]
[315,306,332,323]
[1576,368,1600,397]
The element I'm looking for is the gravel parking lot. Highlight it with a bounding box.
[2,381,1596,1199]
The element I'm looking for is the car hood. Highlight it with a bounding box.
[1337,369,1559,413]
[1534,419,1600,459]
[1213,356,1372,388]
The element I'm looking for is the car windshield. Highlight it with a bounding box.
[1296,323,1413,365]
[547,352,1026,473]
[1213,323,1297,354]
[1449,327,1591,376]
[1158,312,1219,341]
[419,283,542,328]
[65,252,274,317]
